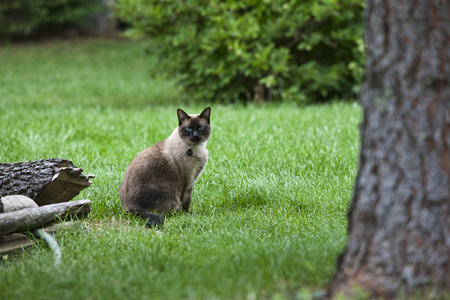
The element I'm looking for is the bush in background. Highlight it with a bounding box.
[0,0,106,37]
[117,0,364,104]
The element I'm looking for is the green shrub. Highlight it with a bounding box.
[117,0,364,104]
[0,0,105,36]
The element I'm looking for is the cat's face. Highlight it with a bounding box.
[177,107,211,145]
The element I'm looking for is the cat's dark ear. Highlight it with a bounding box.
[177,109,190,125]
[199,107,211,124]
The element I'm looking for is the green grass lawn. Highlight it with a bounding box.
[0,39,361,299]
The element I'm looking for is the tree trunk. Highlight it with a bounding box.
[0,159,94,206]
[328,1,449,298]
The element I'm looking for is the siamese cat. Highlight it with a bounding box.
[119,107,211,227]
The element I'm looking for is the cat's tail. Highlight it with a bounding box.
[128,210,164,227]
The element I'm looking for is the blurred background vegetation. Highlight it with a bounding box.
[0,0,109,37]
[1,0,365,105]
[1,3,364,297]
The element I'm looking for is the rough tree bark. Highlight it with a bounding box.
[0,159,94,206]
[327,0,449,298]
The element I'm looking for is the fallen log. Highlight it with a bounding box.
[0,199,91,236]
[0,159,95,206]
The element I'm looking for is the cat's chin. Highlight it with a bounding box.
[187,141,202,146]
[185,139,205,145]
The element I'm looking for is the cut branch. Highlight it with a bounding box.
[0,199,91,236]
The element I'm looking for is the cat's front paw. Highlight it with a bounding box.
[146,214,164,228]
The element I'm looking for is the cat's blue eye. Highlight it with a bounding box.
[199,126,205,131]
[186,127,192,132]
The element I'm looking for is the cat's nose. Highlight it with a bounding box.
[192,131,199,137]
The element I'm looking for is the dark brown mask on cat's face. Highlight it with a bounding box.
[177,107,211,145]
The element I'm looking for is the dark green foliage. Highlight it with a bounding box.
[0,0,105,36]
[117,0,365,104]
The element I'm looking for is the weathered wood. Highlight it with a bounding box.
[0,222,92,255]
[1,195,38,213]
[0,233,35,255]
[0,199,91,236]
[0,159,94,206]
